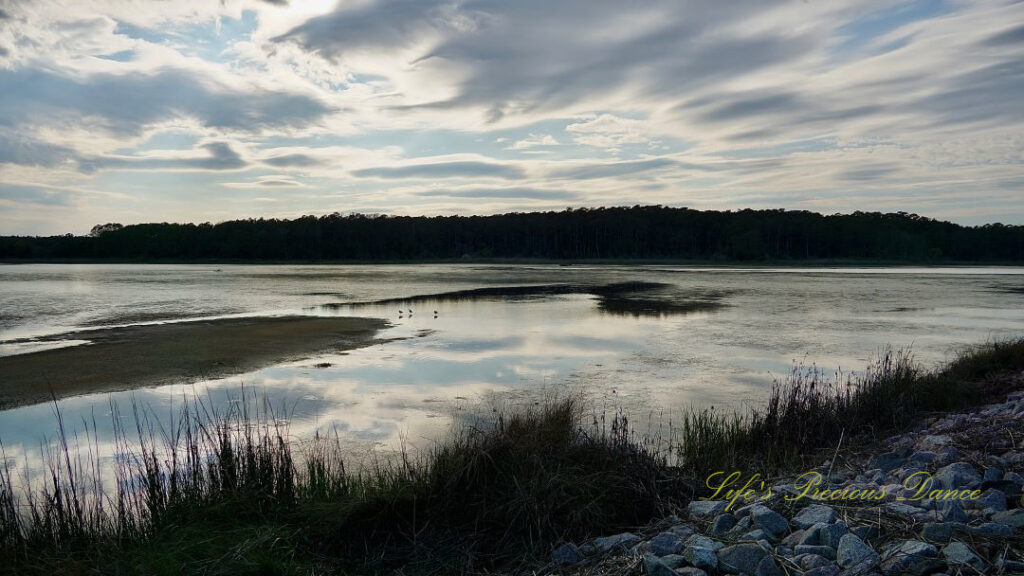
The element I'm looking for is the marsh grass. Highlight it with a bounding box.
[0,338,1021,574]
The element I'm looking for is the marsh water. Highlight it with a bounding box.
[1,264,1023,480]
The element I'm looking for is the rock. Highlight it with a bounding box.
[880,540,937,575]
[804,566,840,576]
[799,553,833,570]
[795,545,836,561]
[649,531,683,557]
[755,556,784,576]
[551,542,580,565]
[934,462,981,490]
[919,434,951,448]
[837,533,880,575]
[871,452,905,473]
[909,450,937,464]
[850,525,878,541]
[593,532,640,553]
[750,505,789,539]
[920,521,968,542]
[793,504,837,529]
[643,553,677,576]
[968,487,1007,512]
[942,542,985,572]
[1004,471,1024,485]
[741,529,770,542]
[971,521,1013,537]
[711,512,737,535]
[660,554,687,569]
[670,522,697,539]
[803,522,847,548]
[675,568,709,576]
[688,500,728,518]
[727,515,753,536]
[717,543,768,575]
[683,535,721,572]
[991,508,1024,528]
[938,499,968,523]
[984,466,1004,482]
[780,529,805,548]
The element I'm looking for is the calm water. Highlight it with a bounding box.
[1,264,1023,480]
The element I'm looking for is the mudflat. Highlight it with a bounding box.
[0,316,388,408]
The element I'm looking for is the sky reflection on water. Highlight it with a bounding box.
[0,264,1023,490]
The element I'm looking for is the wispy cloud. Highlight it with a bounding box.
[0,0,1021,234]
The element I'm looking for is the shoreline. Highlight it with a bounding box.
[0,315,388,409]
[3,258,1024,267]
[567,376,1024,575]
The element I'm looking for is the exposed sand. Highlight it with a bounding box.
[0,316,388,409]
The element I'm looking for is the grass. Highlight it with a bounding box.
[0,338,1022,575]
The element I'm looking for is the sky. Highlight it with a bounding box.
[0,0,1022,235]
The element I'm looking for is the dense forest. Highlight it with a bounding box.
[2,207,1023,262]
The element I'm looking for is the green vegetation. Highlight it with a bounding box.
[2,206,1023,262]
[1,339,1022,575]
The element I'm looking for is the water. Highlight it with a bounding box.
[1,263,1023,482]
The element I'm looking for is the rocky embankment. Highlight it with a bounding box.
[548,388,1024,575]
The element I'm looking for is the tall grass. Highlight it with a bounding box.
[677,338,1024,476]
[0,338,1021,574]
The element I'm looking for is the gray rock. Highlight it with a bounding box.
[1004,471,1024,484]
[780,529,805,548]
[750,505,789,539]
[934,462,981,490]
[649,531,683,556]
[551,542,580,565]
[660,554,687,569]
[727,515,753,535]
[671,522,697,539]
[593,532,640,553]
[871,452,905,473]
[675,568,709,576]
[851,525,878,541]
[920,434,951,448]
[971,521,1013,537]
[984,466,1004,482]
[792,504,837,529]
[643,553,677,576]
[938,499,968,523]
[754,556,784,576]
[795,545,837,560]
[969,487,1007,512]
[920,521,969,542]
[717,543,768,575]
[879,540,937,575]
[991,508,1024,528]
[741,529,770,542]
[683,535,722,572]
[688,500,728,518]
[711,512,737,535]
[837,533,880,575]
[799,553,833,570]
[909,450,937,464]
[804,566,840,576]
[803,522,847,548]
[942,542,985,572]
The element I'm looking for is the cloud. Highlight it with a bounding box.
[262,153,323,167]
[352,160,525,180]
[0,67,334,137]
[0,185,74,206]
[510,134,558,150]
[548,158,681,180]
[417,187,576,200]
[88,142,247,172]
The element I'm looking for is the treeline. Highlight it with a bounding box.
[2,206,1023,262]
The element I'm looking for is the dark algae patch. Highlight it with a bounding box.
[329,281,729,318]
